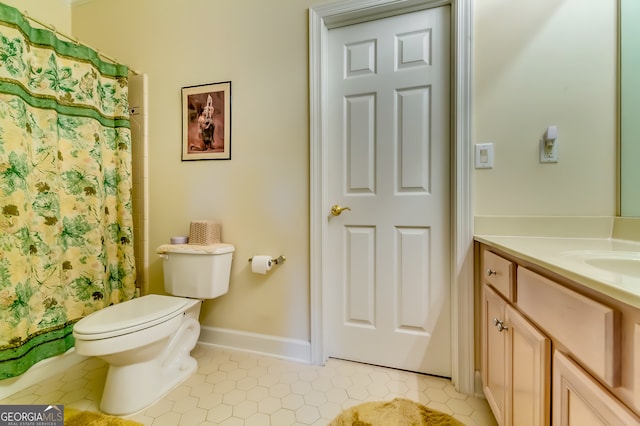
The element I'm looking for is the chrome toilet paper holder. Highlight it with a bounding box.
[248,255,286,265]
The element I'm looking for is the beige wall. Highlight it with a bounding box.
[67,0,618,342]
[473,0,617,217]
[3,0,71,34]
[72,0,314,342]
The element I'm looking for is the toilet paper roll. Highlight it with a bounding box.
[251,255,273,274]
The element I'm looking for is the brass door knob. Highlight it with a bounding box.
[330,204,351,216]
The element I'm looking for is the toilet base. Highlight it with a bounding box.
[99,315,201,415]
[100,354,197,415]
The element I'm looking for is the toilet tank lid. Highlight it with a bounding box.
[157,242,235,255]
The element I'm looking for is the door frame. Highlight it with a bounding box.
[309,0,474,394]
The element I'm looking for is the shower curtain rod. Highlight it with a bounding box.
[21,10,140,75]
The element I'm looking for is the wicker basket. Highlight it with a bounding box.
[188,220,221,245]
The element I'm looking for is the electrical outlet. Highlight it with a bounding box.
[539,138,558,163]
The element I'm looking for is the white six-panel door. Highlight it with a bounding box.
[325,6,451,377]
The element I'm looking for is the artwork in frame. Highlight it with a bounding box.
[182,81,231,160]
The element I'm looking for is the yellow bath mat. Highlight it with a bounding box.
[64,408,143,426]
[329,398,465,425]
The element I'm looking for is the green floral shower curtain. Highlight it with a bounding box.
[0,4,136,379]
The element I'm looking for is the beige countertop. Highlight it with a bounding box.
[475,235,640,309]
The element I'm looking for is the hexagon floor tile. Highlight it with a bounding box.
[1,345,497,425]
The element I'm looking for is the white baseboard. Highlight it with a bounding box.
[0,349,87,400]
[198,326,311,364]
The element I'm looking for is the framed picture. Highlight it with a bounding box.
[182,81,231,160]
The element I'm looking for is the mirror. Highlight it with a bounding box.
[620,0,640,216]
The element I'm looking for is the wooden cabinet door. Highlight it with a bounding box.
[506,305,551,426]
[553,351,640,426]
[483,284,551,426]
[483,284,508,425]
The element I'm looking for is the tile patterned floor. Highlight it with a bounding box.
[2,345,497,425]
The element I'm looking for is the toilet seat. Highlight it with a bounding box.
[74,294,190,340]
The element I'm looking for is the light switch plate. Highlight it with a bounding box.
[475,143,494,169]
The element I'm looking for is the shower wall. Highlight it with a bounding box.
[128,74,149,295]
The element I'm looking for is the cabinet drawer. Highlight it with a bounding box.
[517,267,620,387]
[483,250,515,301]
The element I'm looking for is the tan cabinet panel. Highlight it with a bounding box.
[553,351,640,426]
[483,250,515,301]
[507,305,550,426]
[517,267,620,387]
[483,284,508,425]
[482,283,550,426]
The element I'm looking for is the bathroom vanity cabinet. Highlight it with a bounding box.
[478,243,640,426]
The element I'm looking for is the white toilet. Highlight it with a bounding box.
[73,243,234,415]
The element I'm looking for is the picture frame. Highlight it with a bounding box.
[182,81,231,160]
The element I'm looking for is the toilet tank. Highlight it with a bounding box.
[159,243,234,299]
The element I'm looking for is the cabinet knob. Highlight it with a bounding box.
[487,268,497,276]
[492,318,508,332]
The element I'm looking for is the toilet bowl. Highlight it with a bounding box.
[74,295,202,415]
[73,242,234,415]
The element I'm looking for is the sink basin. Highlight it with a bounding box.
[584,257,640,277]
[564,250,640,278]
